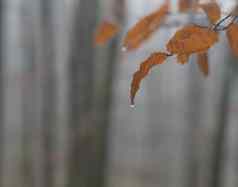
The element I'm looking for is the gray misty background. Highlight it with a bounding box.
[0,0,238,187]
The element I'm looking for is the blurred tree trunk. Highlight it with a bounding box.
[40,1,56,186]
[210,71,230,187]
[68,0,124,186]
[1,0,25,186]
[210,54,238,187]
[29,0,52,186]
[0,0,3,185]
[68,0,97,186]
[50,1,72,187]
[26,1,73,187]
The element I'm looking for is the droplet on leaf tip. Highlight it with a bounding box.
[130,104,135,108]
[121,46,127,52]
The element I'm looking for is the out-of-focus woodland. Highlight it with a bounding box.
[0,0,238,187]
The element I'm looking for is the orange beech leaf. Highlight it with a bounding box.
[94,21,119,45]
[231,5,238,16]
[177,54,190,64]
[197,52,209,76]
[130,52,168,105]
[166,25,218,54]
[199,2,221,24]
[180,0,200,12]
[226,23,238,56]
[179,0,190,12]
[148,2,170,31]
[123,2,169,51]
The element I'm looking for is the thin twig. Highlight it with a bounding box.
[213,14,232,31]
[214,16,238,31]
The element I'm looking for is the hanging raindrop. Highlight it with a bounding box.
[130,104,135,108]
[121,46,127,52]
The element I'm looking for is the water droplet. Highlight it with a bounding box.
[121,46,127,52]
[130,104,135,108]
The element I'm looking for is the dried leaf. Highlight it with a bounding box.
[166,25,218,54]
[197,52,209,76]
[148,2,170,31]
[226,23,238,56]
[177,54,190,64]
[200,2,221,24]
[179,0,201,12]
[231,5,238,16]
[130,52,168,105]
[94,21,119,45]
[179,0,191,12]
[123,2,169,51]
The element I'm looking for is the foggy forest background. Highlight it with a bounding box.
[0,0,238,187]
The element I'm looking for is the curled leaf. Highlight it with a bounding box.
[166,25,218,54]
[123,2,169,51]
[130,52,168,105]
[199,2,221,24]
[177,54,190,64]
[94,21,119,45]
[197,52,209,76]
[226,23,238,56]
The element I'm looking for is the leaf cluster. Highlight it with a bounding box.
[94,0,238,106]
